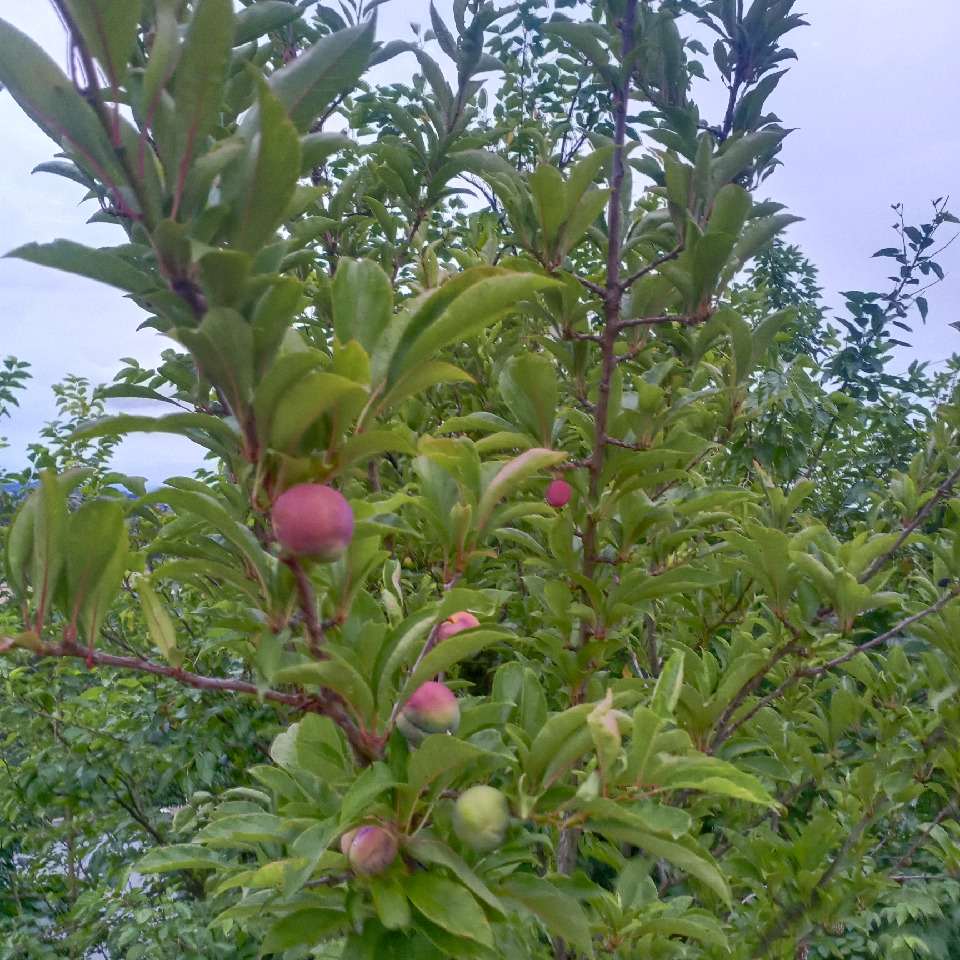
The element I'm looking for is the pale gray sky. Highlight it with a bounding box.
[1,1,958,481]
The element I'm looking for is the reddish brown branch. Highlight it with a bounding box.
[8,637,381,764]
[285,557,327,658]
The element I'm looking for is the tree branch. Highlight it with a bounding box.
[620,246,683,292]
[4,637,381,764]
[284,557,327,658]
[859,461,960,584]
[716,591,958,744]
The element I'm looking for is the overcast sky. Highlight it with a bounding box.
[0,1,958,482]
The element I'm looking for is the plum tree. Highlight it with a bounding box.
[1,1,959,959]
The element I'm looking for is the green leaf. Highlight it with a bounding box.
[141,0,180,132]
[7,241,155,295]
[3,495,37,600]
[597,825,730,904]
[401,628,512,699]
[71,412,239,458]
[333,258,394,360]
[168,0,234,206]
[476,448,567,531]
[372,877,412,931]
[179,307,255,416]
[405,873,494,947]
[262,910,346,953]
[136,844,226,873]
[650,755,775,805]
[339,764,399,824]
[62,0,142,90]
[273,656,375,726]
[429,2,458,61]
[526,704,594,788]
[402,736,496,805]
[651,651,684,718]
[221,77,301,253]
[266,21,374,133]
[252,350,326,435]
[140,487,269,588]
[0,19,127,191]
[299,131,354,173]
[63,499,128,646]
[542,20,610,71]
[500,354,559,446]
[233,1,301,45]
[640,916,728,948]
[373,362,474,420]
[388,270,559,381]
[197,812,286,843]
[266,372,368,454]
[404,839,505,915]
[31,472,69,631]
[334,430,419,472]
[499,875,595,959]
[137,580,181,668]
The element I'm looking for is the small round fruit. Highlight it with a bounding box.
[396,681,460,743]
[436,611,480,641]
[345,825,398,876]
[339,827,361,857]
[453,786,511,851]
[272,484,354,561]
[545,479,572,508]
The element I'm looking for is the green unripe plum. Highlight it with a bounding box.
[453,785,511,851]
[436,611,480,641]
[344,825,398,875]
[396,681,460,742]
[272,484,354,561]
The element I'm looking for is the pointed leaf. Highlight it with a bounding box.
[138,580,181,667]
[0,19,127,190]
[63,499,128,645]
[7,240,155,295]
[266,21,374,132]
[499,875,595,959]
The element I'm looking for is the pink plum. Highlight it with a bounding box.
[345,825,398,875]
[272,484,354,561]
[545,479,572,508]
[396,681,460,743]
[436,611,480,641]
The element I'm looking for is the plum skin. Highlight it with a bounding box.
[272,484,354,561]
[545,479,572,508]
[343,825,398,875]
[396,681,460,742]
[436,611,480,641]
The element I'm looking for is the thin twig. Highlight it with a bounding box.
[859,461,960,584]
[718,591,958,742]
[620,246,683,291]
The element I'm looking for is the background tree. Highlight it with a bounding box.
[1,2,960,959]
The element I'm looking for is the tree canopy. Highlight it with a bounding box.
[2,2,960,959]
